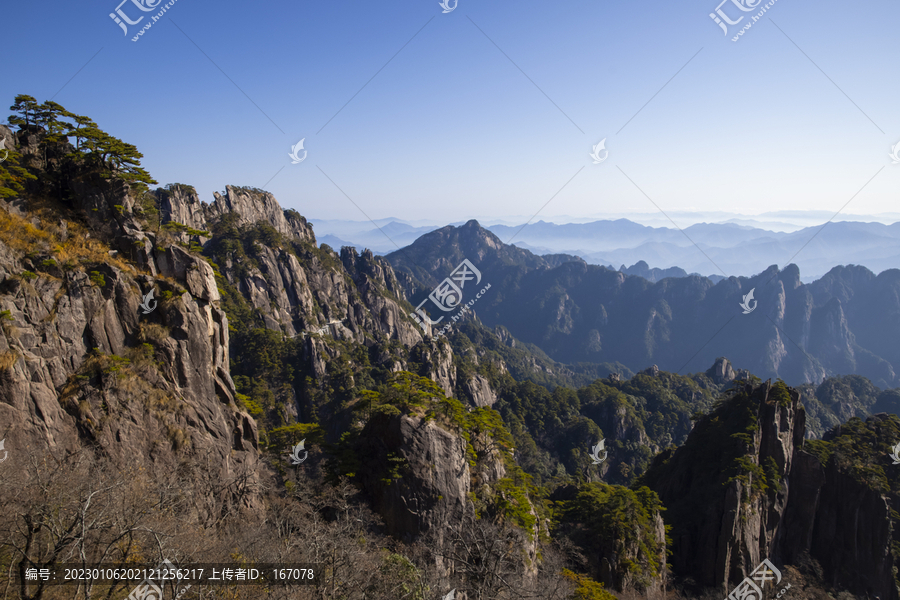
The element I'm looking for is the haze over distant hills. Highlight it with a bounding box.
[312,213,900,282]
[385,220,900,389]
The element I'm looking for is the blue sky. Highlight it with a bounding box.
[3,0,899,224]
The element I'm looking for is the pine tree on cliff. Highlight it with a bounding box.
[7,94,157,194]
[0,146,36,199]
[8,95,39,129]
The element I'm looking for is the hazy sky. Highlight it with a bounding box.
[4,0,899,224]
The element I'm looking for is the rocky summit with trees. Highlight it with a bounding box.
[0,94,898,600]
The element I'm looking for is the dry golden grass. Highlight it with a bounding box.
[0,350,18,371]
[138,322,170,345]
[2,321,20,341]
[0,203,135,273]
[0,207,53,253]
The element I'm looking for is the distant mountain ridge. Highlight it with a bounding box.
[386,220,900,388]
[5,103,900,600]
[315,216,900,282]
[490,219,900,281]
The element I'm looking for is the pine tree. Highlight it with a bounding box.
[0,147,37,199]
[8,95,39,129]
[5,94,157,193]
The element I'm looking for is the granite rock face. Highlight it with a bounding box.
[778,414,896,600]
[463,374,497,408]
[0,123,503,520]
[643,381,898,600]
[157,184,315,243]
[355,413,477,540]
[0,216,257,502]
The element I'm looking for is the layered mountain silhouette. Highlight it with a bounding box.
[314,216,900,281]
[4,101,900,600]
[387,220,900,388]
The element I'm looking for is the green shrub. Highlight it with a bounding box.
[267,423,324,453]
[89,271,105,287]
[237,393,265,419]
[20,270,36,280]
[562,569,617,600]
[771,380,792,407]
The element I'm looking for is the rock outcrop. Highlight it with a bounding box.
[354,412,477,540]
[387,221,900,388]
[0,205,258,502]
[463,374,497,407]
[157,184,315,243]
[642,381,899,600]
[777,414,897,600]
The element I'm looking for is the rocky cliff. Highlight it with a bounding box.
[386,222,900,388]
[641,380,900,600]
[355,412,479,541]
[9,108,897,599]
[0,168,259,518]
[0,120,522,548]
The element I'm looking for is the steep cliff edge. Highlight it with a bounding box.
[0,163,259,516]
[640,380,900,599]
[388,221,900,388]
[779,414,900,600]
